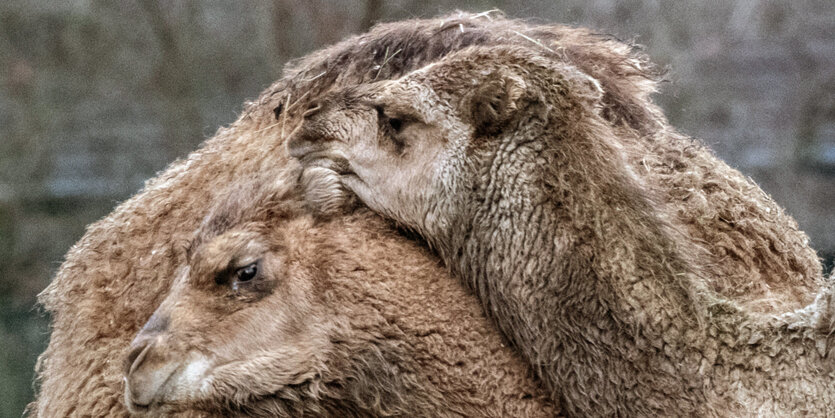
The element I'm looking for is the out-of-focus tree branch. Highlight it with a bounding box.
[272,0,298,60]
[136,0,202,159]
[361,0,383,31]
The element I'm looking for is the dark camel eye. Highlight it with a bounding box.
[375,105,404,133]
[236,262,258,282]
[388,117,403,133]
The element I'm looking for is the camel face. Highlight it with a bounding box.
[124,218,331,414]
[287,77,473,238]
[286,47,537,243]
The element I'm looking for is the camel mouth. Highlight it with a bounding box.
[123,391,151,414]
[124,352,213,413]
[124,361,181,411]
[297,152,354,176]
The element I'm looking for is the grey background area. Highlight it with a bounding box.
[1,1,833,415]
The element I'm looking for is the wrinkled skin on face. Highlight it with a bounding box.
[288,45,583,254]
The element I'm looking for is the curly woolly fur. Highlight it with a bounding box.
[31,11,828,416]
[288,14,835,417]
[30,12,574,417]
[278,12,823,314]
[119,175,557,417]
[290,28,835,417]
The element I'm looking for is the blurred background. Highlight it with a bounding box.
[1,1,833,415]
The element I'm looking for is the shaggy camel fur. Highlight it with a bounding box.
[286,14,824,314]
[33,12,822,416]
[31,13,567,417]
[289,44,835,416]
[121,175,556,416]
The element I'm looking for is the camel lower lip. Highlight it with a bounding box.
[125,399,150,414]
[301,156,354,175]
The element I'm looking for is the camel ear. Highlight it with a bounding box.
[470,70,527,135]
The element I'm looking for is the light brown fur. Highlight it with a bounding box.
[287,14,824,315]
[33,12,828,416]
[289,41,835,415]
[121,175,556,416]
[31,13,581,417]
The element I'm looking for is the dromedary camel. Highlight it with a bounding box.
[289,43,835,416]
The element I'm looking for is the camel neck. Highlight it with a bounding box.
[438,132,716,414]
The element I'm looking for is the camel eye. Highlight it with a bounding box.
[235,262,258,282]
[388,117,403,133]
[375,106,404,133]
[228,259,274,298]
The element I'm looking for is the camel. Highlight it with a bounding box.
[120,174,556,416]
[31,12,574,416]
[289,43,835,416]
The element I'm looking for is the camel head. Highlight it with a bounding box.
[287,44,606,248]
[123,183,334,415]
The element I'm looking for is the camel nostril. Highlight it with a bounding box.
[125,338,154,376]
[288,137,316,159]
[287,127,328,160]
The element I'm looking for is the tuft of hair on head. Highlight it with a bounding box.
[188,170,302,259]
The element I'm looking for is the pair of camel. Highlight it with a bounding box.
[32,12,833,417]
